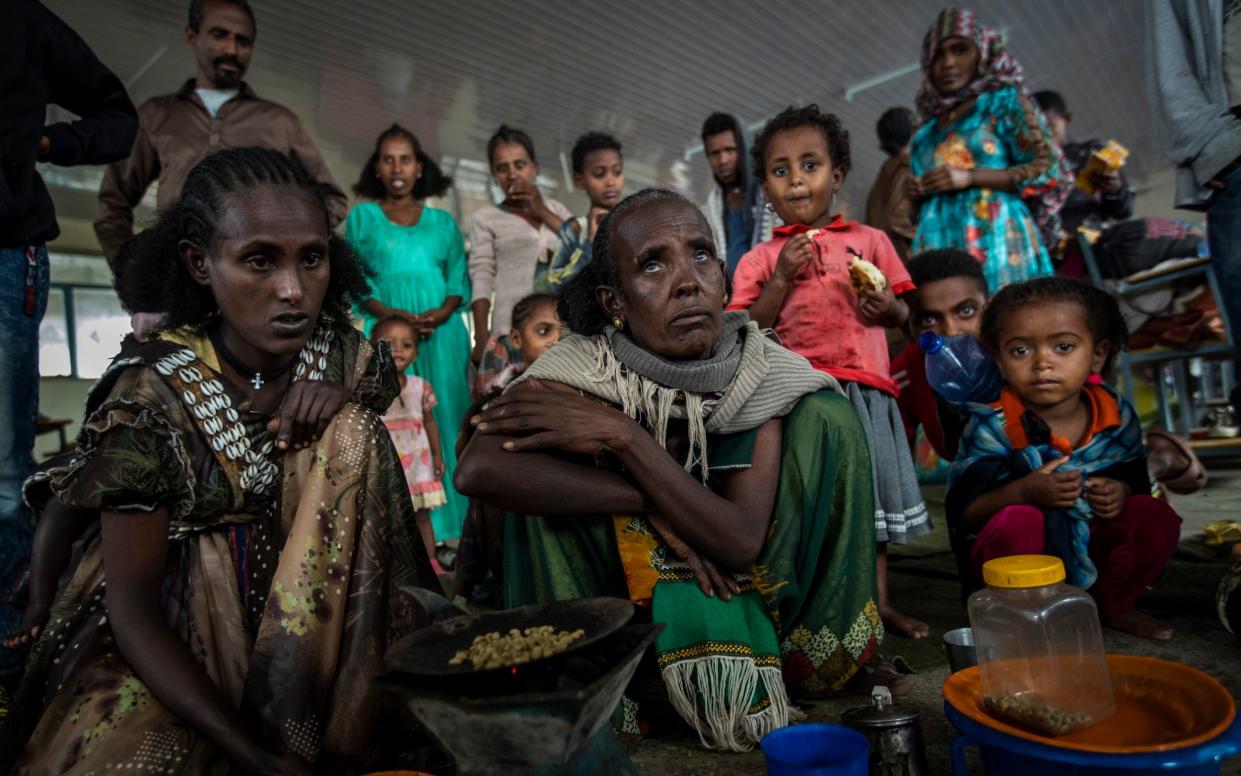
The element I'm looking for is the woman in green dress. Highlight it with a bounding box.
[457,189,884,752]
[2,148,437,774]
[346,124,471,542]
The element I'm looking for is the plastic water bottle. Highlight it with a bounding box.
[919,332,1004,405]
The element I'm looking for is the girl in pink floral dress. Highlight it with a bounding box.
[373,316,447,573]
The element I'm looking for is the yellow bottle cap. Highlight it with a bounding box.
[982,555,1066,588]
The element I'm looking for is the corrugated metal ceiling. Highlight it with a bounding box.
[44,0,1155,228]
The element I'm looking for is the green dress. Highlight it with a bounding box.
[504,390,883,743]
[346,202,471,540]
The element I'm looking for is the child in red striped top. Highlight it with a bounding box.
[729,105,930,640]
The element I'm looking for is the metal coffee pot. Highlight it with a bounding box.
[841,686,930,776]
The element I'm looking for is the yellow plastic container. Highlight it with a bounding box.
[967,555,1115,737]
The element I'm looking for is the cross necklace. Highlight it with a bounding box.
[209,327,295,391]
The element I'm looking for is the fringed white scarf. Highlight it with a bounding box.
[662,657,804,751]
[514,313,840,480]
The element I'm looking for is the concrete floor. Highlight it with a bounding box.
[630,463,1241,776]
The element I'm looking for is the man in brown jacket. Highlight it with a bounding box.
[94,0,347,268]
[864,107,918,263]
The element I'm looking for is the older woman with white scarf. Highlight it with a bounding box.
[457,188,888,751]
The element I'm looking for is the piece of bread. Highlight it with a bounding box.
[849,255,887,294]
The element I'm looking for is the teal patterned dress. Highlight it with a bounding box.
[346,202,471,540]
[910,86,1070,290]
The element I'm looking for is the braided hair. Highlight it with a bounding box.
[557,188,728,336]
[510,293,557,330]
[114,147,372,331]
[980,276,1127,373]
[353,124,452,200]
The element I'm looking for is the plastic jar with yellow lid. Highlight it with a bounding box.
[966,554,1115,737]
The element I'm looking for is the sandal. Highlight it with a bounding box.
[1145,429,1207,495]
[1157,313,1223,350]
[1204,521,1241,545]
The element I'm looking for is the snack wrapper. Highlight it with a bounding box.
[1075,140,1128,195]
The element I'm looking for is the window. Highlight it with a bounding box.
[39,289,71,376]
[72,287,131,378]
[39,253,127,379]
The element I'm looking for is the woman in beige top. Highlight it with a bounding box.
[468,125,570,364]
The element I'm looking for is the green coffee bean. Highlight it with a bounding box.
[448,625,588,670]
[983,692,1093,737]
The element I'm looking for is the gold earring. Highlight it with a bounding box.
[722,293,730,306]
[612,317,624,331]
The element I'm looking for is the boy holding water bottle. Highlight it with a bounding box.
[892,249,989,463]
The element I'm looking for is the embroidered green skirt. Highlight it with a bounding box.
[504,390,882,748]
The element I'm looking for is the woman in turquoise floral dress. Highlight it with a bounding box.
[909,7,1072,291]
[347,124,471,542]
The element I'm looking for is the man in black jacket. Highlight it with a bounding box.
[0,0,137,664]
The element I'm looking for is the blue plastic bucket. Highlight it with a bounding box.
[761,723,869,776]
[946,702,1241,775]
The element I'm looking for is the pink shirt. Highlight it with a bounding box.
[728,217,914,395]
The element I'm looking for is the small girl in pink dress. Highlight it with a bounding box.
[372,316,447,574]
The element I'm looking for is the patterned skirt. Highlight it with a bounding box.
[3,406,437,773]
[502,390,882,748]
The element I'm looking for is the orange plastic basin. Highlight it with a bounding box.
[943,654,1236,753]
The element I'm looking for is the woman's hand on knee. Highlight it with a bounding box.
[268,382,352,450]
[647,513,740,602]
